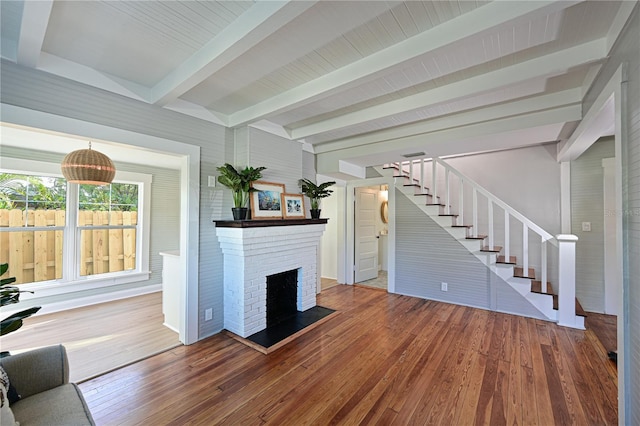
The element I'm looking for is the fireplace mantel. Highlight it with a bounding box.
[215,220,327,338]
[214,218,328,228]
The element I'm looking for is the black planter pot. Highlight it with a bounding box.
[232,207,248,220]
[310,209,321,219]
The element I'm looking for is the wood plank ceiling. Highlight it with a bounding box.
[0,1,632,175]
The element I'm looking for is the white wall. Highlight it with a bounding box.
[581,4,639,422]
[570,137,615,312]
[444,144,561,234]
[320,190,339,279]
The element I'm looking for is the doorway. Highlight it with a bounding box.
[354,185,388,290]
[343,176,395,292]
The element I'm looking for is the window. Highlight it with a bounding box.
[0,173,67,284]
[1,159,151,289]
[78,183,139,277]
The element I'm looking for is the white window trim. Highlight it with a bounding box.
[1,158,152,296]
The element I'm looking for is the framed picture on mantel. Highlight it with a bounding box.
[281,193,305,219]
[250,181,285,219]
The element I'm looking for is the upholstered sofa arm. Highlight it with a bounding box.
[0,345,69,399]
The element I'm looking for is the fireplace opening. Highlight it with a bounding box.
[266,269,298,327]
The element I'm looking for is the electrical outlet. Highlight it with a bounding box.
[441,282,448,292]
[582,222,591,232]
[208,176,216,187]
[205,308,213,321]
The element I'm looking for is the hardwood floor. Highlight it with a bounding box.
[79,285,618,425]
[0,292,181,382]
[585,311,617,355]
[321,276,339,291]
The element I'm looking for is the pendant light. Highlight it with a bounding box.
[61,142,116,185]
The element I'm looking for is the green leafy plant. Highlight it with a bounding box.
[1,263,41,337]
[298,179,336,210]
[216,164,266,208]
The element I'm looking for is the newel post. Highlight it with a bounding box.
[556,234,581,328]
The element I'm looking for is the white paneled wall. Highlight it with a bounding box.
[247,127,303,195]
[570,137,615,312]
[582,5,639,422]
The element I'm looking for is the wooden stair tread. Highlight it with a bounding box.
[466,235,487,240]
[552,295,587,317]
[531,280,554,294]
[513,266,535,279]
[496,255,517,264]
[481,246,502,253]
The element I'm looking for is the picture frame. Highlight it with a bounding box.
[250,181,286,219]
[281,193,306,219]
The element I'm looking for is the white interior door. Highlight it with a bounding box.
[355,187,378,282]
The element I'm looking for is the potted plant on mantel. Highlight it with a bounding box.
[298,178,336,219]
[217,163,266,220]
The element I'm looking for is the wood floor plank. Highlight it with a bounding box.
[548,327,590,425]
[76,286,617,425]
[527,320,556,426]
[506,316,523,426]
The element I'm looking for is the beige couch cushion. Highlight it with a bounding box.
[11,383,93,426]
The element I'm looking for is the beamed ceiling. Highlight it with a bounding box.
[0,1,635,177]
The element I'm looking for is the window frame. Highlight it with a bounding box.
[1,158,152,296]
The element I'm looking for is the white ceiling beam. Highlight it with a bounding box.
[162,99,227,127]
[151,1,317,107]
[227,0,581,127]
[316,105,580,175]
[558,66,624,162]
[606,1,637,54]
[314,88,583,154]
[17,0,53,68]
[291,39,607,140]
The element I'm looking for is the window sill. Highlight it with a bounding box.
[16,271,151,301]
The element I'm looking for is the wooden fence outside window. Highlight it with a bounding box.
[0,209,137,284]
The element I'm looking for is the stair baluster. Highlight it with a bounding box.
[522,223,529,277]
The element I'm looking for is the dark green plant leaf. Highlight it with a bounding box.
[0,306,41,336]
[0,277,16,286]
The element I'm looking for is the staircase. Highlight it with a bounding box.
[378,158,585,329]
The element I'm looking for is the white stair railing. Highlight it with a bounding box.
[386,158,578,326]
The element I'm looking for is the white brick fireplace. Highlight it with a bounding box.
[215,220,327,338]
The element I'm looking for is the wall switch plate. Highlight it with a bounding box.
[582,222,591,232]
[441,282,448,291]
[208,176,216,187]
[205,308,213,321]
